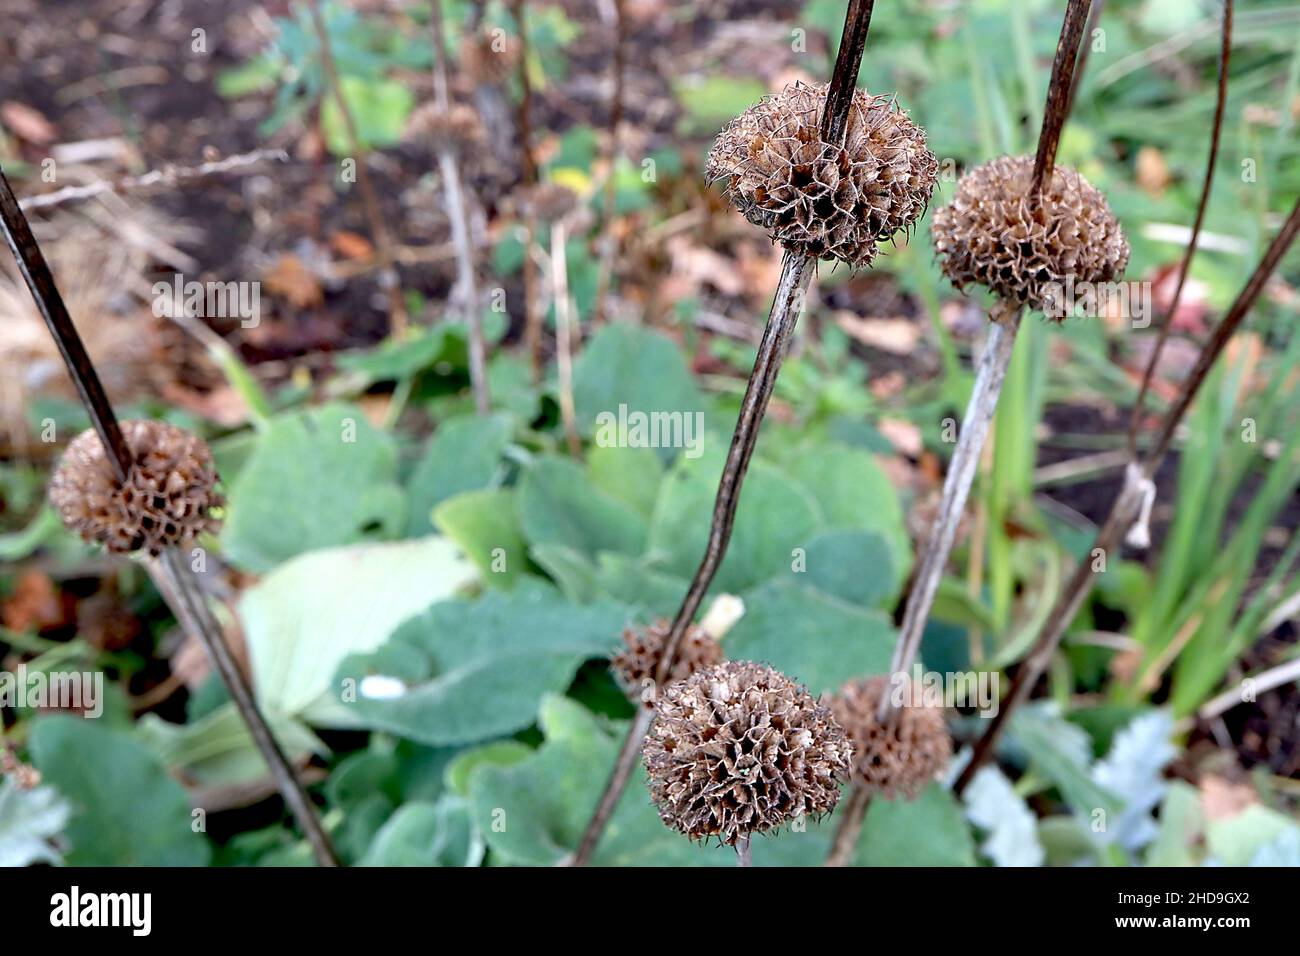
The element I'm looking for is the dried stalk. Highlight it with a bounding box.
[570,252,814,865]
[18,149,288,211]
[0,165,339,866]
[955,194,1300,795]
[511,0,545,380]
[572,0,878,868]
[1126,0,1233,456]
[735,833,753,867]
[430,0,490,415]
[551,220,582,457]
[824,780,872,867]
[591,0,626,326]
[305,0,408,338]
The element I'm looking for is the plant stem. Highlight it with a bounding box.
[955,194,1300,795]
[820,0,876,145]
[430,0,490,415]
[0,166,130,481]
[735,833,753,867]
[566,704,653,866]
[305,0,408,338]
[570,251,814,865]
[510,0,545,381]
[1030,0,1093,196]
[152,550,339,866]
[882,309,1021,721]
[1127,0,1233,456]
[0,163,340,865]
[825,782,871,867]
[591,0,626,326]
[1066,0,1106,114]
[551,221,582,458]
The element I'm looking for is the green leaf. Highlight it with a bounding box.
[674,75,768,134]
[337,586,630,746]
[241,536,477,725]
[857,783,976,866]
[321,76,414,154]
[434,489,526,588]
[1207,805,1300,867]
[406,413,514,536]
[725,581,896,696]
[0,781,68,867]
[801,530,897,609]
[444,741,534,797]
[1145,781,1203,867]
[30,717,210,866]
[222,403,405,572]
[573,324,706,437]
[586,444,664,519]
[529,544,603,604]
[359,796,483,867]
[518,456,647,559]
[1010,704,1122,820]
[467,695,729,866]
[648,451,821,594]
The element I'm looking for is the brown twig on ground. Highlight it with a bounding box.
[591,0,626,326]
[955,193,1300,796]
[429,0,490,415]
[18,149,289,212]
[1126,0,1233,456]
[305,0,408,339]
[0,165,340,866]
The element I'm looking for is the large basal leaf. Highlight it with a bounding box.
[801,529,898,610]
[725,580,896,696]
[241,536,477,726]
[406,413,514,536]
[467,695,729,866]
[857,783,976,866]
[30,716,210,866]
[648,450,822,595]
[321,76,414,154]
[359,796,483,867]
[586,444,664,520]
[222,403,405,572]
[518,456,648,559]
[1010,703,1121,821]
[572,324,706,436]
[0,780,68,867]
[337,585,632,746]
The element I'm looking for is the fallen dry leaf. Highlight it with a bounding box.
[263,253,324,310]
[1,100,56,145]
[836,313,920,355]
[878,417,923,458]
[1135,146,1171,197]
[1,569,63,633]
[330,230,375,262]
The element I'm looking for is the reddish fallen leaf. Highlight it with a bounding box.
[0,101,56,145]
[1135,146,1171,197]
[1,569,64,633]
[263,253,324,310]
[330,230,374,262]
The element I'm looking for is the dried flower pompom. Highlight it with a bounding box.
[611,620,724,705]
[405,102,486,155]
[49,420,222,557]
[643,661,852,845]
[706,81,938,269]
[931,154,1130,316]
[460,32,520,86]
[521,182,580,223]
[830,676,951,800]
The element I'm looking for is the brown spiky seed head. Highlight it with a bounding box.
[830,676,951,800]
[459,32,521,86]
[706,81,938,269]
[405,102,486,154]
[49,420,222,557]
[611,620,724,705]
[931,155,1130,316]
[521,182,580,223]
[643,660,852,845]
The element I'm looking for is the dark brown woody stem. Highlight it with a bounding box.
[1030,0,1094,196]
[820,0,876,146]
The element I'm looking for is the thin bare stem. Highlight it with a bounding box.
[820,0,876,145]
[571,251,815,865]
[1030,0,1093,196]
[18,149,288,212]
[1126,0,1234,456]
[1066,0,1106,115]
[591,0,626,326]
[430,0,490,415]
[511,0,544,380]
[305,0,408,338]
[565,704,653,866]
[735,833,753,867]
[956,194,1300,795]
[152,550,339,866]
[551,221,582,458]
[0,163,339,865]
[825,783,871,867]
[883,310,1021,720]
[0,166,130,480]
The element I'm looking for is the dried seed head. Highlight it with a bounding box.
[643,660,852,845]
[706,81,938,269]
[931,155,1130,316]
[611,620,724,705]
[459,32,521,86]
[830,676,951,800]
[521,182,580,223]
[405,102,486,155]
[49,420,222,557]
